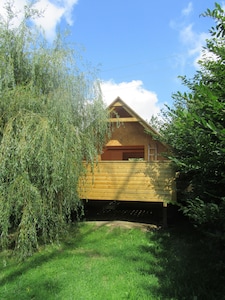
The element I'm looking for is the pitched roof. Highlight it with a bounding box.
[108,97,160,137]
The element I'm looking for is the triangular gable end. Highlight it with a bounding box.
[102,97,170,161]
[108,97,162,139]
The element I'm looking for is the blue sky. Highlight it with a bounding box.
[0,0,222,120]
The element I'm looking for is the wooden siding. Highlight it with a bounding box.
[79,161,176,203]
[104,121,168,161]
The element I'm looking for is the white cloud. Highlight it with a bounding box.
[180,24,206,53]
[0,0,79,40]
[179,23,210,68]
[169,1,224,73]
[100,80,160,121]
[196,49,219,67]
[33,0,65,40]
[0,0,27,27]
[179,23,194,45]
[170,2,211,71]
[182,2,193,16]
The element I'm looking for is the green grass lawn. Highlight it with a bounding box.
[0,221,224,300]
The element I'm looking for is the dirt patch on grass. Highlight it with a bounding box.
[85,220,160,232]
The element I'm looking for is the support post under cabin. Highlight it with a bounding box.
[163,202,168,228]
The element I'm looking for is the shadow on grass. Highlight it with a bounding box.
[141,220,225,300]
[1,219,225,300]
[0,222,135,299]
[0,225,83,300]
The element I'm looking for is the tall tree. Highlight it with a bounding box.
[0,2,110,259]
[161,3,225,238]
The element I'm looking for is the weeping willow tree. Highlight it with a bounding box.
[0,3,110,259]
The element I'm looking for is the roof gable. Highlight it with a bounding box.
[108,97,159,136]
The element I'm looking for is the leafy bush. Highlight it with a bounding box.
[160,3,225,241]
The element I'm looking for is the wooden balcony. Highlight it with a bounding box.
[79,161,176,203]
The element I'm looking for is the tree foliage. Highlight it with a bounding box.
[161,3,225,238]
[0,3,110,259]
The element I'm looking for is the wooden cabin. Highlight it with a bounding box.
[79,97,176,225]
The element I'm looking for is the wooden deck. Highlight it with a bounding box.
[79,161,176,203]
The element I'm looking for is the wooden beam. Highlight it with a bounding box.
[112,102,123,106]
[162,202,168,228]
[109,117,138,122]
